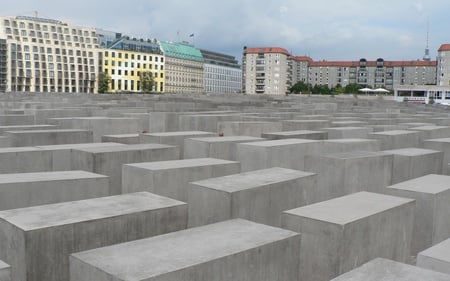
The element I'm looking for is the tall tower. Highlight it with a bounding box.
[423,22,431,61]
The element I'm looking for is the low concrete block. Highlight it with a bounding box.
[0,136,9,148]
[0,114,34,126]
[330,120,369,127]
[122,158,240,201]
[322,138,381,153]
[386,175,450,255]
[0,260,10,281]
[217,121,282,137]
[184,135,265,160]
[282,119,331,131]
[71,144,179,195]
[417,238,450,275]
[188,167,316,227]
[0,192,187,281]
[0,147,53,173]
[6,129,93,147]
[70,219,301,281]
[282,192,415,281]
[384,148,443,184]
[178,114,241,132]
[0,170,109,210]
[331,258,450,281]
[368,130,422,150]
[324,127,373,139]
[424,138,450,174]
[261,130,328,140]
[0,124,57,135]
[101,133,140,144]
[409,126,450,146]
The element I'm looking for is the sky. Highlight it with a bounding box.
[2,0,450,62]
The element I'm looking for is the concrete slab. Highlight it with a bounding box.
[282,192,415,281]
[6,129,93,147]
[369,124,409,132]
[0,147,53,173]
[184,135,265,160]
[324,127,373,139]
[0,136,9,148]
[101,133,140,144]
[178,114,241,132]
[0,192,187,281]
[409,126,450,145]
[70,219,300,281]
[217,121,282,137]
[417,238,450,275]
[0,124,57,135]
[122,158,240,201]
[71,144,179,195]
[261,130,328,140]
[384,148,443,184]
[322,138,381,153]
[386,175,450,254]
[0,170,109,210]
[368,130,422,150]
[187,167,316,227]
[331,258,450,281]
[330,120,369,127]
[0,114,34,126]
[0,260,10,281]
[282,119,331,131]
[424,138,450,174]
[237,138,322,171]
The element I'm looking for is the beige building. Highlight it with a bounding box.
[242,47,291,95]
[437,44,450,86]
[0,16,100,93]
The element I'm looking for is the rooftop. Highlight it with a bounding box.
[159,42,204,62]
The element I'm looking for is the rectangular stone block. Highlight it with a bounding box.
[183,135,265,160]
[386,175,450,254]
[0,137,9,148]
[261,130,328,140]
[410,126,450,146]
[424,138,450,174]
[140,131,216,158]
[0,114,34,126]
[0,147,53,173]
[178,114,241,132]
[0,124,57,135]
[369,124,408,132]
[282,192,415,281]
[0,192,187,281]
[282,119,331,131]
[324,126,373,139]
[0,170,109,210]
[6,129,93,147]
[217,121,282,137]
[101,133,140,144]
[322,138,380,153]
[188,167,316,227]
[330,120,369,127]
[70,219,301,281]
[122,158,240,202]
[368,130,422,150]
[0,260,10,281]
[417,238,450,275]
[237,139,322,172]
[331,258,450,281]
[384,148,443,184]
[305,151,393,202]
[72,144,179,195]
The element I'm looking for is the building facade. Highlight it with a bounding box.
[159,42,204,94]
[200,49,241,94]
[437,44,450,86]
[98,34,165,93]
[242,47,291,95]
[0,16,100,93]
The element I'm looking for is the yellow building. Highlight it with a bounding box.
[100,37,165,93]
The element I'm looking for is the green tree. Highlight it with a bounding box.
[97,72,111,93]
[344,83,363,94]
[140,72,154,93]
[290,81,309,94]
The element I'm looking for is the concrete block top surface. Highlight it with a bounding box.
[0,192,185,231]
[143,131,215,137]
[384,147,442,156]
[411,126,450,131]
[0,260,9,270]
[188,135,265,143]
[330,258,450,281]
[370,130,420,136]
[324,138,377,144]
[191,167,315,193]
[35,142,125,151]
[0,170,108,184]
[6,129,91,133]
[263,130,326,136]
[70,219,299,280]
[324,126,369,131]
[284,192,414,226]
[0,147,42,153]
[418,238,450,263]
[425,138,450,143]
[243,138,320,147]
[102,133,140,138]
[325,150,390,160]
[387,174,450,194]
[73,143,174,153]
[125,158,238,171]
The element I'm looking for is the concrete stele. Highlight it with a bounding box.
[417,238,450,275]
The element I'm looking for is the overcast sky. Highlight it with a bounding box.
[2,0,449,62]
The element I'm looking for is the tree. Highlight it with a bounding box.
[344,83,363,94]
[140,72,154,93]
[290,81,309,94]
[97,72,111,93]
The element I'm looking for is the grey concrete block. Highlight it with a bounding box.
[101,133,140,144]
[282,119,331,131]
[384,148,443,184]
[324,127,373,139]
[71,144,179,195]
[122,158,240,201]
[386,175,450,255]
[0,115,35,126]
[0,170,109,210]
[0,192,187,281]
[0,124,57,135]
[424,138,450,174]
[0,260,10,281]
[330,120,369,127]
[0,137,9,148]
[6,129,93,147]
[322,138,381,153]
[282,192,415,281]
[368,130,422,150]
[237,139,322,172]
[70,219,301,281]
[178,114,241,132]
[417,238,450,275]
[217,121,282,137]
[184,135,265,160]
[188,167,316,227]
[0,147,53,173]
[305,151,393,202]
[261,130,328,140]
[331,258,450,281]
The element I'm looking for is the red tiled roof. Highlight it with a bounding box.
[293,56,314,63]
[244,47,290,56]
[307,60,436,67]
[438,44,450,52]
[310,61,360,67]
[384,61,437,67]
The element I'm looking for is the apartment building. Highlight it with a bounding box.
[159,42,204,94]
[0,16,99,93]
[437,44,450,86]
[98,33,165,93]
[242,47,291,95]
[200,49,241,94]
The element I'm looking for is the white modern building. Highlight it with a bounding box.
[200,49,241,94]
